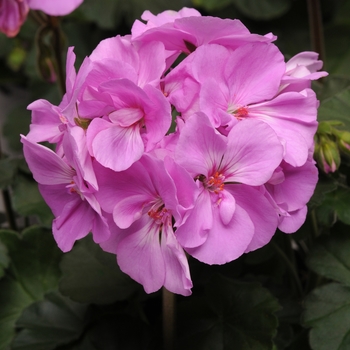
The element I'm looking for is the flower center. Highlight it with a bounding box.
[227,105,249,120]
[66,181,84,200]
[204,171,225,193]
[147,198,171,225]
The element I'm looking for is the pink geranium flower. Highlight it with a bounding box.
[165,42,319,167]
[21,135,110,252]
[132,8,275,55]
[174,113,283,264]
[96,154,198,295]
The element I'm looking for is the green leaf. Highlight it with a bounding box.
[59,235,140,305]
[3,104,31,152]
[303,283,350,350]
[232,0,291,20]
[0,158,20,189]
[325,25,350,77]
[316,187,350,225]
[317,76,350,129]
[308,178,338,208]
[307,232,350,287]
[76,0,121,29]
[177,274,280,350]
[192,0,232,11]
[0,227,62,350]
[12,291,88,350]
[12,174,53,225]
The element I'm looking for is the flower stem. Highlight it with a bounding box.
[307,0,325,64]
[162,287,175,350]
[271,240,303,297]
[0,138,17,231]
[48,16,66,97]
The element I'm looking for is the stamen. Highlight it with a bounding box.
[205,171,225,193]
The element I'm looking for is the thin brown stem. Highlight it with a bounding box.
[162,287,175,350]
[48,16,66,97]
[307,0,326,65]
[0,137,17,231]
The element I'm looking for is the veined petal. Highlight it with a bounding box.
[186,204,254,265]
[90,121,144,171]
[161,223,192,296]
[52,198,93,252]
[175,189,213,248]
[175,113,227,177]
[116,215,166,294]
[21,135,75,185]
[225,184,278,253]
[223,119,283,185]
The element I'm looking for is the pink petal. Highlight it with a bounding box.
[224,119,284,185]
[226,184,278,253]
[21,135,75,185]
[186,204,254,264]
[116,216,166,294]
[89,119,144,171]
[27,0,83,16]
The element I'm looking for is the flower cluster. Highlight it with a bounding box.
[0,0,83,37]
[22,8,327,296]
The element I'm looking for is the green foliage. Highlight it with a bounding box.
[12,291,89,350]
[177,274,280,349]
[0,227,62,349]
[303,231,350,350]
[59,235,140,304]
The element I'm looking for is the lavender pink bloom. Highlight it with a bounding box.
[22,7,325,295]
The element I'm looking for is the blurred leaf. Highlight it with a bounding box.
[62,308,152,350]
[307,232,350,287]
[59,235,140,305]
[303,283,350,350]
[12,291,88,350]
[308,178,338,208]
[3,104,31,152]
[317,77,350,129]
[76,0,121,29]
[177,274,280,350]
[232,0,291,20]
[0,157,20,189]
[12,174,53,225]
[0,227,62,350]
[192,0,232,11]
[325,25,350,77]
[316,187,350,225]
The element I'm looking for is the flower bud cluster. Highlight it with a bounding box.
[314,121,350,173]
[21,8,326,295]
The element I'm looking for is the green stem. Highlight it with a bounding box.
[307,0,326,64]
[162,287,175,350]
[271,240,303,297]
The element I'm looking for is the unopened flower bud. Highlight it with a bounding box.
[336,131,350,156]
[315,136,341,173]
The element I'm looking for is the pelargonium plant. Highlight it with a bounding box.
[21,7,327,297]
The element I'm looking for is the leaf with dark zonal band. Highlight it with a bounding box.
[176,274,280,350]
